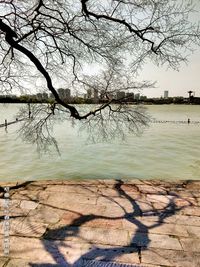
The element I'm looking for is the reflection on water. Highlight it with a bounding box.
[0,104,200,181]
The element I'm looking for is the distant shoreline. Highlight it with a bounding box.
[0,99,200,105]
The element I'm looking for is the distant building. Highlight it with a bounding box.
[134,93,140,100]
[116,91,126,100]
[49,93,54,99]
[93,88,98,103]
[36,92,49,101]
[140,95,147,100]
[126,92,134,101]
[164,90,169,99]
[42,93,48,99]
[65,89,71,100]
[36,93,43,100]
[188,90,194,103]
[86,89,92,99]
[100,90,105,99]
[188,90,193,98]
[173,96,184,104]
[2,94,17,99]
[58,88,71,101]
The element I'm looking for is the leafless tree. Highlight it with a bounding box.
[0,0,200,149]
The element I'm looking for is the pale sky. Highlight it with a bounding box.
[138,49,200,98]
[9,0,200,98]
[83,1,200,99]
[139,0,200,98]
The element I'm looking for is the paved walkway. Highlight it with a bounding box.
[0,179,200,266]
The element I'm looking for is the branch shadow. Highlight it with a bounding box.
[15,179,191,267]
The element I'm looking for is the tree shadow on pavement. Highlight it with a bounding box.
[25,179,192,267]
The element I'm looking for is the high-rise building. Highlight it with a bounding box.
[49,93,54,99]
[58,88,71,100]
[87,89,92,99]
[100,90,105,99]
[42,93,48,99]
[126,92,134,101]
[164,90,169,99]
[93,88,98,103]
[140,95,147,100]
[134,93,140,100]
[36,93,43,100]
[65,89,71,100]
[116,91,126,100]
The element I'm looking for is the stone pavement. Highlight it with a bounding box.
[0,179,200,267]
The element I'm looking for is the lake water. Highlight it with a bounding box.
[0,104,200,182]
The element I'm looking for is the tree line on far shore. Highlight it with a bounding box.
[0,95,199,105]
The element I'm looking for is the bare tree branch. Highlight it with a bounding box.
[0,0,199,149]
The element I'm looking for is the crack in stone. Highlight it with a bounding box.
[137,246,142,263]
[2,258,10,267]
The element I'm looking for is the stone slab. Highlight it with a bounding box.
[0,218,47,238]
[12,190,42,201]
[129,232,182,250]
[186,182,200,190]
[136,185,166,194]
[182,206,200,216]
[180,238,200,252]
[186,225,200,238]
[20,200,39,210]
[57,211,123,229]
[6,259,31,267]
[45,226,130,246]
[96,196,135,211]
[28,205,60,224]
[0,179,200,267]
[146,194,174,204]
[142,248,200,267]
[0,237,81,266]
[97,188,122,197]
[45,184,99,196]
[163,215,200,226]
[74,245,140,265]
[0,257,9,267]
[43,192,97,207]
[123,220,188,237]
[42,201,105,216]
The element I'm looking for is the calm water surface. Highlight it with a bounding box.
[0,104,200,181]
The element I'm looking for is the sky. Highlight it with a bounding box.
[138,0,200,98]
[138,49,200,98]
[83,1,200,99]
[84,42,200,99]
[3,0,200,99]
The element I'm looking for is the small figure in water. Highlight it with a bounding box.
[28,103,31,119]
[188,118,190,124]
[5,119,8,133]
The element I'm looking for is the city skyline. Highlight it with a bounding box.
[83,42,200,99]
[83,0,200,99]
[138,49,200,98]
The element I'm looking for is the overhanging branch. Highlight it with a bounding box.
[0,19,81,119]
